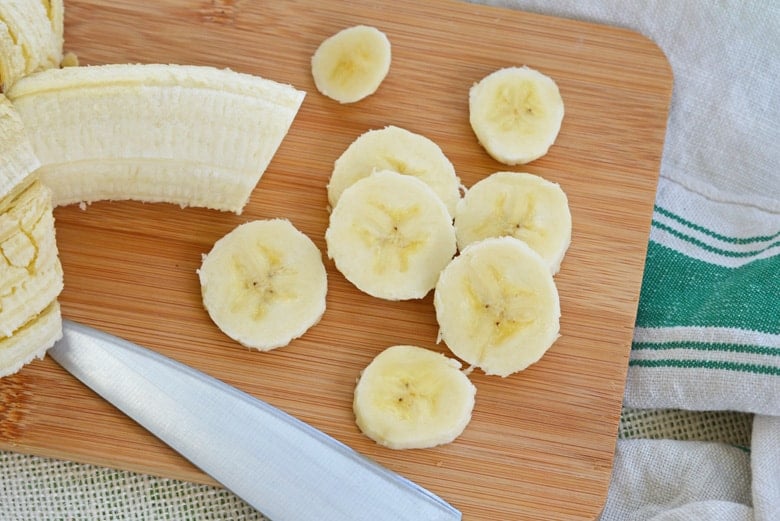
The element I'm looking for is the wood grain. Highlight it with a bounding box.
[0,1,672,520]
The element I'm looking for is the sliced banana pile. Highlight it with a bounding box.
[469,66,564,165]
[317,50,571,444]
[325,169,456,300]
[311,25,391,104]
[198,219,327,351]
[353,345,476,450]
[7,63,305,214]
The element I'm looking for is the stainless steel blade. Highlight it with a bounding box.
[48,320,461,521]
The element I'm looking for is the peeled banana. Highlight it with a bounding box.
[434,237,560,377]
[469,66,564,165]
[328,125,462,217]
[353,345,476,450]
[455,172,571,274]
[325,170,456,301]
[7,63,306,213]
[311,25,391,104]
[0,0,64,91]
[198,219,327,351]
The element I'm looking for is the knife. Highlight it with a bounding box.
[48,319,461,521]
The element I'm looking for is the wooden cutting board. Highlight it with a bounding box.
[0,1,672,519]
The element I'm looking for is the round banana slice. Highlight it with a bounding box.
[353,345,476,450]
[469,66,564,165]
[311,25,391,104]
[434,236,560,377]
[198,219,327,351]
[328,125,462,217]
[325,170,456,300]
[455,172,571,273]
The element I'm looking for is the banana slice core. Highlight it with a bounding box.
[434,236,561,377]
[469,66,564,165]
[353,345,476,450]
[198,219,327,351]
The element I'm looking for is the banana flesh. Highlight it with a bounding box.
[311,25,391,104]
[325,170,456,301]
[7,63,306,214]
[328,125,462,217]
[469,66,564,165]
[0,179,64,338]
[0,95,40,201]
[455,172,571,273]
[198,219,328,351]
[353,345,476,450]
[0,1,63,91]
[0,300,62,378]
[434,237,561,377]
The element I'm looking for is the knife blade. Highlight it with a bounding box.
[48,319,461,521]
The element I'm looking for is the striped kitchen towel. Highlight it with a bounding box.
[624,177,780,416]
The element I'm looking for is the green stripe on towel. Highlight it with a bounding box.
[652,220,780,258]
[629,359,780,376]
[636,241,780,334]
[632,341,780,357]
[654,206,780,244]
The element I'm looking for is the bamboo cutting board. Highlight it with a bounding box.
[0,1,672,519]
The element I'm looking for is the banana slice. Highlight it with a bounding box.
[198,219,327,351]
[0,180,64,338]
[7,63,305,213]
[0,1,63,90]
[328,125,462,217]
[311,25,391,104]
[0,301,62,378]
[0,96,40,200]
[455,172,571,273]
[353,345,476,450]
[325,170,456,300]
[469,66,564,165]
[434,237,560,377]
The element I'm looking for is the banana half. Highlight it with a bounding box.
[7,63,306,214]
[455,172,571,274]
[353,345,476,450]
[311,25,391,104]
[198,219,327,351]
[328,125,462,217]
[325,170,456,300]
[469,66,564,165]
[434,237,560,377]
